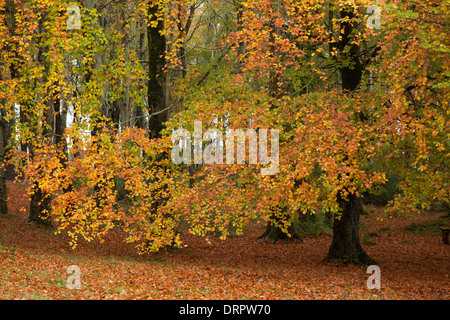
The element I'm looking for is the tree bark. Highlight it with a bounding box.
[143,2,181,251]
[28,11,57,227]
[148,2,167,140]
[326,193,375,264]
[258,205,302,244]
[235,1,246,72]
[257,16,288,242]
[325,7,375,264]
[258,220,302,244]
[0,117,8,215]
[28,181,51,226]
[135,17,147,130]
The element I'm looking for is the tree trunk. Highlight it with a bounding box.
[258,17,288,242]
[143,1,178,250]
[28,12,55,227]
[28,181,51,226]
[175,3,196,79]
[0,118,8,215]
[326,193,375,264]
[325,7,375,264]
[28,94,58,226]
[257,206,302,244]
[235,2,246,72]
[147,2,167,140]
[258,220,302,244]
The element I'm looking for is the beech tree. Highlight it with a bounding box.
[171,0,448,263]
[0,0,447,263]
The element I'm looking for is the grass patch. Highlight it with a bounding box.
[402,218,448,235]
[295,210,333,237]
[362,226,395,246]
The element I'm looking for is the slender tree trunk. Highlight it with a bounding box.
[235,1,246,72]
[59,96,74,216]
[0,117,8,215]
[176,3,196,79]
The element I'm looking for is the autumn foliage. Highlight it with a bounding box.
[0,0,448,268]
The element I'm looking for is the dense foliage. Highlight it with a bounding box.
[0,0,448,263]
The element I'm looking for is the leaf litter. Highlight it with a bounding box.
[0,182,448,299]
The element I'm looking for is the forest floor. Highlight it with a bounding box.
[0,182,449,300]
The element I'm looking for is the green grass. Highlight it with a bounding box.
[402,218,448,235]
[362,226,395,245]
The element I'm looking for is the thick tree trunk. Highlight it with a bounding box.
[325,7,375,264]
[28,13,56,227]
[147,2,167,140]
[258,19,288,241]
[326,193,375,264]
[143,2,178,251]
[258,220,302,244]
[28,181,51,226]
[258,206,302,244]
